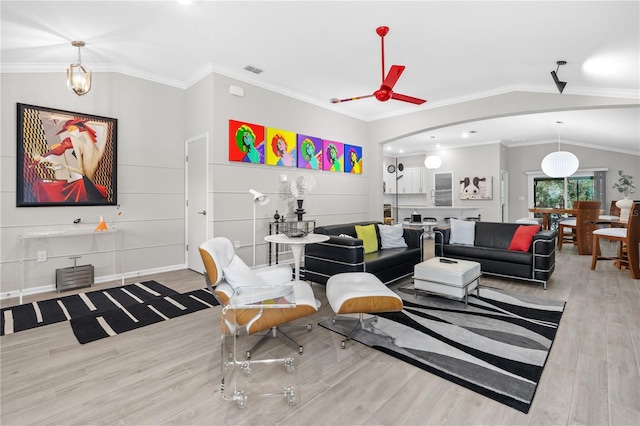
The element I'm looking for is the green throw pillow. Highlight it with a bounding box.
[355,224,379,254]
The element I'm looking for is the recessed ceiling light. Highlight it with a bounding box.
[244,65,263,74]
[462,132,469,138]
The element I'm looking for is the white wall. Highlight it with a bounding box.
[186,73,369,267]
[1,72,186,295]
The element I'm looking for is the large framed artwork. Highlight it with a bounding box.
[265,127,297,167]
[322,140,344,172]
[228,119,265,163]
[459,176,493,200]
[297,134,322,170]
[16,103,118,207]
[344,144,362,174]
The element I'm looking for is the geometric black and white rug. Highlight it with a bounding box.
[1,281,219,344]
[319,284,565,413]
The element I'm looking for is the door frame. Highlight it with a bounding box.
[185,133,209,270]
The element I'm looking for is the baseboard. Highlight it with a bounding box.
[0,264,187,300]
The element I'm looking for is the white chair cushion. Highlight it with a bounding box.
[559,218,576,227]
[223,255,264,288]
[244,280,318,332]
[326,272,401,314]
[253,263,293,286]
[516,218,542,224]
[593,228,627,238]
[598,215,619,221]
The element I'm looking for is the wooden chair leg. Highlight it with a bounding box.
[628,240,640,279]
[591,236,600,270]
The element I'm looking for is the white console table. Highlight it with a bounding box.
[18,228,124,304]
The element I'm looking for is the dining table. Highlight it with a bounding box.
[528,207,577,230]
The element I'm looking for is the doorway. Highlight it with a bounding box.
[185,133,209,274]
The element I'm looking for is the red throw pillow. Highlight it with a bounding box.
[508,225,541,251]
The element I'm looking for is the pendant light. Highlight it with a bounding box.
[424,154,442,169]
[541,121,579,178]
[67,41,92,96]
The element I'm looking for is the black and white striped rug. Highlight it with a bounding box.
[319,285,565,413]
[1,281,219,344]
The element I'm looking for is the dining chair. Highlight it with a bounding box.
[558,201,601,255]
[591,201,640,279]
[599,200,621,221]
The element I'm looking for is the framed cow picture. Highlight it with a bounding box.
[459,176,493,200]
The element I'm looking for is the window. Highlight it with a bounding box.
[534,175,594,209]
[527,169,607,228]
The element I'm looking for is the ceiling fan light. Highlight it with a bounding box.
[541,151,579,177]
[424,155,442,170]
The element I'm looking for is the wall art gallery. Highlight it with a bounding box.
[228,119,362,174]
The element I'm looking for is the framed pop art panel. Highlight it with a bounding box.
[16,103,118,207]
[322,140,344,172]
[344,144,362,174]
[266,128,297,167]
[228,120,265,163]
[297,135,322,170]
[459,176,493,200]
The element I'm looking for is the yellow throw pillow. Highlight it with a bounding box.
[355,224,378,254]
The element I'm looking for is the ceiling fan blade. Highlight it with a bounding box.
[330,94,375,103]
[382,65,405,90]
[391,92,427,105]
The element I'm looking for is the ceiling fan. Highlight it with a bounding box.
[330,26,426,105]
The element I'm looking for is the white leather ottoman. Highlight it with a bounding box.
[326,272,403,348]
[413,257,481,306]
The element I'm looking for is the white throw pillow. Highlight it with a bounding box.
[449,219,476,245]
[378,223,408,249]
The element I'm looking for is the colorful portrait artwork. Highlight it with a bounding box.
[228,120,265,164]
[296,135,322,170]
[16,104,118,207]
[322,140,344,172]
[265,128,297,167]
[344,144,363,174]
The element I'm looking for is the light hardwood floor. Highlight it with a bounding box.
[1,240,639,425]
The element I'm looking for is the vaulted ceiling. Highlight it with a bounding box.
[2,1,638,155]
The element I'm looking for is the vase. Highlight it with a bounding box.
[295,199,306,221]
[616,197,633,222]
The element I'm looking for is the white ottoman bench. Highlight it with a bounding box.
[413,257,481,306]
[326,272,403,348]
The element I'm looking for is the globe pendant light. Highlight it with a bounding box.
[67,41,92,96]
[424,154,442,169]
[541,121,579,178]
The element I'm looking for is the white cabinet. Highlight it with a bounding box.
[383,170,396,193]
[410,168,427,193]
[385,167,428,194]
[397,171,411,193]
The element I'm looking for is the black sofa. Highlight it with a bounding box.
[304,221,423,285]
[434,222,557,289]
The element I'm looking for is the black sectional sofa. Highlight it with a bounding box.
[304,221,423,285]
[434,221,557,289]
